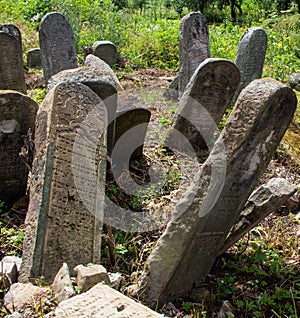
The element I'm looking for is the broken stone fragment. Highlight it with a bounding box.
[0,256,22,288]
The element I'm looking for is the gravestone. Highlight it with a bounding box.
[39,12,78,82]
[178,12,210,94]
[0,24,22,52]
[47,66,117,155]
[27,48,42,69]
[234,27,268,100]
[92,40,117,67]
[19,82,107,283]
[0,91,37,205]
[138,78,297,306]
[112,108,151,165]
[0,32,26,93]
[164,58,240,154]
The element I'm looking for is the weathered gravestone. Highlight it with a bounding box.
[92,40,117,67]
[27,48,42,69]
[289,72,300,92]
[0,32,26,93]
[39,12,78,82]
[178,12,210,94]
[164,58,240,154]
[19,82,107,282]
[47,66,117,155]
[0,24,22,52]
[138,78,297,306]
[234,27,267,100]
[0,91,37,205]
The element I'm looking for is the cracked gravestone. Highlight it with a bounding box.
[164,58,240,154]
[0,91,37,205]
[19,82,107,283]
[178,12,210,95]
[138,78,297,306]
[39,12,78,82]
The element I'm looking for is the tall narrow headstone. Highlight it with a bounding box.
[138,78,297,305]
[92,41,117,67]
[234,27,268,99]
[178,12,210,94]
[0,32,26,93]
[0,91,37,205]
[39,12,78,82]
[164,58,240,153]
[19,82,107,283]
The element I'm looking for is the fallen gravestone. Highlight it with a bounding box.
[19,82,107,282]
[0,31,26,93]
[234,27,268,100]
[47,66,117,155]
[39,12,78,82]
[138,78,297,306]
[164,58,240,154]
[178,12,210,94]
[0,91,37,205]
[27,48,42,69]
[92,40,117,67]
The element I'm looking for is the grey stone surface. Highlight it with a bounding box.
[19,82,107,283]
[74,264,111,292]
[49,283,163,317]
[47,66,117,155]
[85,54,123,90]
[164,58,240,153]
[5,312,22,318]
[109,272,124,290]
[39,12,78,82]
[289,72,300,92]
[52,263,75,302]
[220,178,298,255]
[0,24,22,53]
[0,256,22,288]
[234,27,267,100]
[0,32,26,93]
[27,48,42,69]
[178,12,210,94]
[138,78,297,305]
[0,91,37,205]
[92,40,117,67]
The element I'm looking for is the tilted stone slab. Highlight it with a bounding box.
[0,32,26,93]
[0,91,37,205]
[138,78,297,305]
[164,58,240,153]
[39,12,78,82]
[47,66,117,155]
[92,40,117,67]
[19,82,107,283]
[178,12,210,94]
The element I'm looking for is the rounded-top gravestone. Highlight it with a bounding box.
[92,41,117,67]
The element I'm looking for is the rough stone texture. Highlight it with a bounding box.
[0,32,26,93]
[92,40,117,67]
[109,272,124,290]
[74,264,111,292]
[27,48,42,69]
[178,12,210,94]
[138,78,297,306]
[219,178,298,255]
[39,12,78,82]
[112,108,151,165]
[0,256,22,288]
[4,312,22,318]
[166,74,179,100]
[48,283,163,317]
[52,263,75,302]
[4,283,47,312]
[85,54,123,91]
[164,58,240,153]
[234,27,267,100]
[289,72,300,92]
[19,82,107,283]
[0,24,22,53]
[0,91,37,205]
[47,66,117,155]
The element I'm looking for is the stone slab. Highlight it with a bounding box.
[92,40,117,67]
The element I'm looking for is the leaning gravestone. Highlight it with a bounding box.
[27,48,42,69]
[0,32,26,93]
[39,12,78,82]
[19,82,107,283]
[178,12,210,94]
[234,27,267,100]
[47,66,117,155]
[164,58,240,153]
[92,40,117,67]
[138,78,297,306]
[0,91,37,205]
